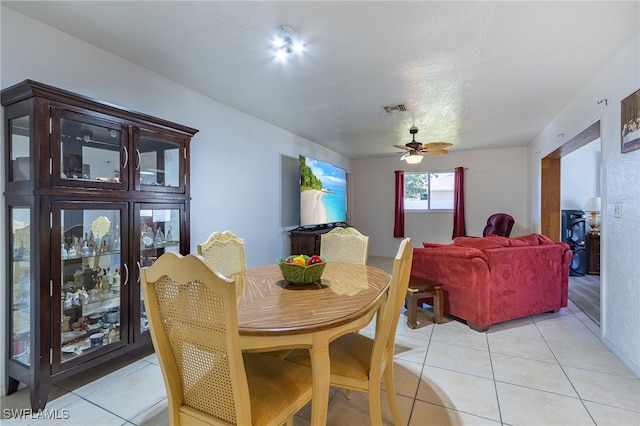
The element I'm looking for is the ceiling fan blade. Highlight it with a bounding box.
[423,149,449,156]
[393,144,409,150]
[420,142,453,150]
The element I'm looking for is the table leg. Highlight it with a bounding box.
[309,332,330,426]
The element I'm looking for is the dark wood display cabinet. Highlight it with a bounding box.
[2,80,198,410]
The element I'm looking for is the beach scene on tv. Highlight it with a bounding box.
[300,156,347,226]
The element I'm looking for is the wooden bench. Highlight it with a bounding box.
[405,276,444,328]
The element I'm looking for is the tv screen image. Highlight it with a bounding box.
[299,155,347,227]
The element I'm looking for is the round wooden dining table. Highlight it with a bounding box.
[233,262,391,426]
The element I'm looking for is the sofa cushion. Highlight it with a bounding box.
[422,242,447,248]
[453,236,510,250]
[509,234,540,246]
[486,234,514,246]
[536,233,557,245]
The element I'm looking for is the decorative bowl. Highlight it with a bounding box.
[277,255,326,284]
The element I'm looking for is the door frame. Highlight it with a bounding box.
[540,120,601,241]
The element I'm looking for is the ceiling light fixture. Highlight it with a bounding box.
[404,153,423,164]
[272,25,305,61]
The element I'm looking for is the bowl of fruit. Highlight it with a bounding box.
[276,254,326,284]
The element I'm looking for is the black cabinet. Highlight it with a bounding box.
[561,210,586,276]
[289,228,342,256]
[587,233,600,275]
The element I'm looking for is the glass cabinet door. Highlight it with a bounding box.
[50,108,128,189]
[134,128,186,193]
[10,207,31,366]
[8,115,30,184]
[53,203,128,370]
[137,205,184,338]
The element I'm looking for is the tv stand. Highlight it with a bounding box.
[289,223,349,255]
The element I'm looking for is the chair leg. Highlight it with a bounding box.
[368,380,384,426]
[345,389,352,400]
[384,364,402,426]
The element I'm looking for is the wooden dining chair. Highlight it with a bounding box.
[197,230,248,277]
[320,227,369,264]
[287,238,413,426]
[141,252,312,426]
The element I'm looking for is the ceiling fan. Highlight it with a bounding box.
[393,126,452,164]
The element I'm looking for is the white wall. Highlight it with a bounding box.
[561,139,602,233]
[1,4,638,387]
[529,35,640,376]
[0,6,350,265]
[352,147,528,257]
[0,6,351,394]
[561,139,601,211]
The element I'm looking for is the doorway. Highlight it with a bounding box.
[540,120,601,324]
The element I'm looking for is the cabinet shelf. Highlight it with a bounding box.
[141,240,180,252]
[62,250,121,262]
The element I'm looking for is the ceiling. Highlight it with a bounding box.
[5,1,639,159]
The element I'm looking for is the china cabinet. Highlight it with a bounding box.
[2,80,198,409]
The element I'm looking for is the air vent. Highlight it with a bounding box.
[383,104,407,113]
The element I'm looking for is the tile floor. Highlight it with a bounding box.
[2,257,639,425]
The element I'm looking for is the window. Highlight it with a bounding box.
[404,171,454,210]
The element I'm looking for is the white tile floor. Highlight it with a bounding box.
[2,258,639,425]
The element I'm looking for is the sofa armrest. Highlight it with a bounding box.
[412,246,492,325]
[560,243,573,306]
[411,247,490,290]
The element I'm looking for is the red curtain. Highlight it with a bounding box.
[452,166,466,238]
[394,170,405,238]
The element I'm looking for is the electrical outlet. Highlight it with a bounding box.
[614,202,622,218]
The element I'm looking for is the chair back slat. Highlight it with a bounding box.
[142,253,250,425]
[198,230,248,277]
[371,238,413,367]
[320,227,369,264]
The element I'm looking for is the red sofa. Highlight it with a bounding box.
[411,234,572,331]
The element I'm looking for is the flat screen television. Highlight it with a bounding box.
[299,155,347,227]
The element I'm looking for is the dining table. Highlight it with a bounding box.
[233,261,392,426]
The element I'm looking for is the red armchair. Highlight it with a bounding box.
[412,234,572,331]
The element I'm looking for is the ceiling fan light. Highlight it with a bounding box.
[404,154,423,164]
